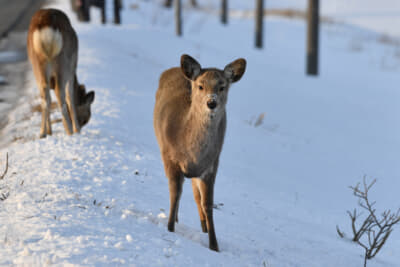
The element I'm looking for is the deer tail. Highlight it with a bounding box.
[32,26,63,60]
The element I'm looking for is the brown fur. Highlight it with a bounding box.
[27,8,94,138]
[154,55,246,251]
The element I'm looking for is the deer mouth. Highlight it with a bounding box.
[207,108,221,120]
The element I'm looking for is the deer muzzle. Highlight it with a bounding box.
[207,94,218,110]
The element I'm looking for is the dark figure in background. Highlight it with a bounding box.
[70,0,121,24]
[113,0,122,24]
[164,0,197,8]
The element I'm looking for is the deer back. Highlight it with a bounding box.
[28,8,78,70]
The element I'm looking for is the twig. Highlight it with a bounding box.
[336,225,345,238]
[0,192,9,201]
[0,153,8,180]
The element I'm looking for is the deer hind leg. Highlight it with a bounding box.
[44,77,54,136]
[198,174,219,252]
[33,62,51,138]
[65,77,81,134]
[164,160,184,232]
[39,84,51,138]
[192,179,207,233]
[54,76,73,135]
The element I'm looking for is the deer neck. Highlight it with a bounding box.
[184,101,224,149]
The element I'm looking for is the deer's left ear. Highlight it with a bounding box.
[85,91,95,104]
[224,58,246,83]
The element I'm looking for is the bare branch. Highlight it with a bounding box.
[337,177,400,266]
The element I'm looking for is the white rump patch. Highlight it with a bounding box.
[32,27,63,59]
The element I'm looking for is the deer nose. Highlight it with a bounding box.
[207,99,217,110]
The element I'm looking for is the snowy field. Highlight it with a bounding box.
[0,0,399,266]
[227,0,400,37]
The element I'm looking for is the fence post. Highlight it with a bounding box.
[255,0,264,48]
[164,0,172,7]
[221,0,228,24]
[113,0,121,24]
[306,0,319,75]
[175,0,182,36]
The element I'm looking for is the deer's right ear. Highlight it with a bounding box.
[181,54,201,81]
[85,91,95,104]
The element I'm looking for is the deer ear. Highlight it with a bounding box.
[85,91,95,104]
[181,54,201,81]
[224,58,246,83]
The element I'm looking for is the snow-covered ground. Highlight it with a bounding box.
[0,0,399,266]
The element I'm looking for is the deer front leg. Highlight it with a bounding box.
[198,173,219,252]
[45,115,52,135]
[55,78,73,135]
[165,161,184,232]
[65,78,81,134]
[192,179,207,233]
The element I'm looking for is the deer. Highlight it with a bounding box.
[27,8,95,138]
[153,54,246,251]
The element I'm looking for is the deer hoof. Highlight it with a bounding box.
[167,222,175,232]
[209,242,219,252]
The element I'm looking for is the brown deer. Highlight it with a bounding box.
[27,8,95,138]
[153,54,246,251]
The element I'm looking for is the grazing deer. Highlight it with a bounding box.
[27,8,95,138]
[153,54,246,251]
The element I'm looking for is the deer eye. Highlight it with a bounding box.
[220,86,225,92]
[199,85,203,90]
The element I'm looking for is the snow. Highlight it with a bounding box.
[0,0,399,266]
[227,0,400,38]
[0,50,26,63]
